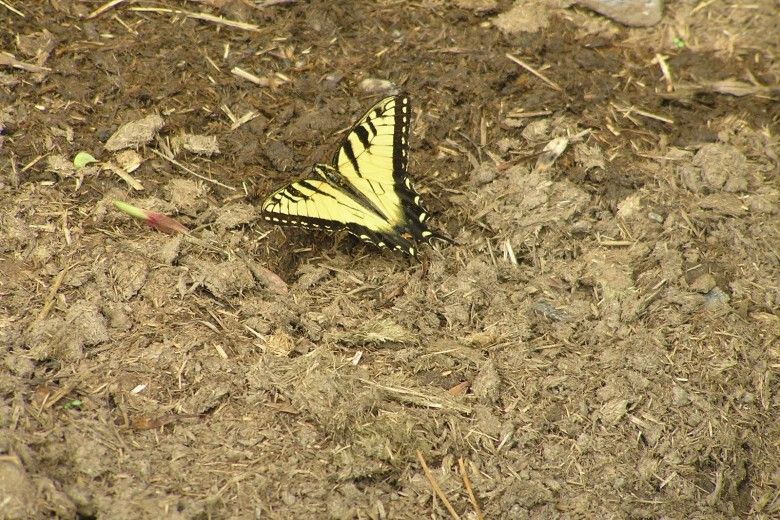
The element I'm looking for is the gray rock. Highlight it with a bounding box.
[576,0,663,27]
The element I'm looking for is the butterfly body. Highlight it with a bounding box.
[262,95,450,257]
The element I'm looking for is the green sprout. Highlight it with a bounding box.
[73,151,98,169]
[63,399,82,410]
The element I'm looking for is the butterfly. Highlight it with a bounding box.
[261,94,451,257]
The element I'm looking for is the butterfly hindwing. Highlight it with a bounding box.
[261,94,449,256]
[262,176,417,253]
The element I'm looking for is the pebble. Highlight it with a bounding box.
[576,0,663,27]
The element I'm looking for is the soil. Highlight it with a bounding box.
[1,1,779,519]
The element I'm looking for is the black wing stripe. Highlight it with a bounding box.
[341,139,361,177]
[299,180,336,199]
[354,125,371,150]
[366,118,377,137]
[284,185,304,200]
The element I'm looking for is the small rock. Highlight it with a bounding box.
[173,133,220,156]
[521,119,551,142]
[472,359,501,403]
[647,211,664,223]
[672,386,690,406]
[704,287,730,307]
[698,192,746,216]
[104,114,165,151]
[600,398,629,425]
[492,1,550,34]
[689,273,716,293]
[0,457,37,518]
[454,0,498,12]
[114,149,142,173]
[576,0,663,27]
[47,154,75,178]
[470,163,497,185]
[693,143,749,192]
[358,78,397,95]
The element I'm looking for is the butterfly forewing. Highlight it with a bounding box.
[332,96,409,183]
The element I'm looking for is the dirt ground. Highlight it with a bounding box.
[1,0,779,518]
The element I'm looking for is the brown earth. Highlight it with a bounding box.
[1,1,779,519]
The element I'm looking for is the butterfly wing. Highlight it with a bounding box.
[331,95,430,230]
[261,177,418,253]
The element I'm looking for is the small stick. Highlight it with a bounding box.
[149,148,236,191]
[611,102,674,124]
[231,66,271,86]
[0,0,24,17]
[220,104,238,124]
[9,152,19,187]
[458,458,484,520]
[506,53,562,92]
[21,154,47,172]
[87,0,125,19]
[62,210,72,246]
[29,265,72,330]
[0,52,50,73]
[230,110,260,131]
[505,109,552,118]
[654,53,673,92]
[130,7,261,32]
[416,450,461,520]
[256,0,298,6]
[112,14,138,35]
[691,0,716,14]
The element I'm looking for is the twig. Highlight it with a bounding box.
[359,379,471,413]
[130,6,261,32]
[505,109,552,119]
[659,80,780,100]
[611,102,674,125]
[106,161,144,190]
[654,53,673,92]
[0,0,24,17]
[230,110,260,131]
[255,0,297,6]
[691,0,716,14]
[458,458,484,520]
[502,239,517,265]
[231,66,271,86]
[416,451,461,520]
[0,52,50,73]
[505,53,562,92]
[29,265,73,331]
[87,0,126,19]
[21,154,47,172]
[149,148,236,191]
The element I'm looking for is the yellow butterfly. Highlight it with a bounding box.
[262,94,451,257]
